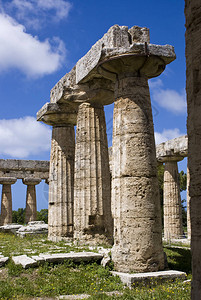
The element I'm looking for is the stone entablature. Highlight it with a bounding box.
[156,135,188,162]
[0,159,49,225]
[0,159,49,181]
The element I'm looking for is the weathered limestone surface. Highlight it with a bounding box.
[111,75,165,272]
[74,103,113,244]
[187,165,191,239]
[0,159,49,180]
[185,1,201,297]
[163,161,183,240]
[49,25,175,105]
[111,270,187,288]
[48,125,75,241]
[156,135,188,162]
[0,177,17,225]
[17,221,48,236]
[23,178,41,223]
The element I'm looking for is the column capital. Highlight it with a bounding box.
[37,103,77,127]
[22,178,41,186]
[159,156,184,163]
[0,177,17,185]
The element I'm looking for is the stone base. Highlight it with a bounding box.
[111,270,187,288]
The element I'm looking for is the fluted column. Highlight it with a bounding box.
[0,177,17,225]
[111,75,164,272]
[187,164,191,239]
[48,125,75,241]
[23,178,41,223]
[163,160,183,240]
[74,102,113,244]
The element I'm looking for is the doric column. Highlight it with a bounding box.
[111,75,164,272]
[22,178,41,223]
[48,125,75,240]
[74,102,113,244]
[94,26,176,273]
[37,103,77,241]
[187,163,191,239]
[163,159,183,240]
[0,177,17,225]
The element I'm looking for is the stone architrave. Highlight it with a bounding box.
[163,159,183,240]
[0,177,17,225]
[74,102,113,244]
[37,104,77,241]
[22,178,41,223]
[185,1,201,297]
[186,164,191,239]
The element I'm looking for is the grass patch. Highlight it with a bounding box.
[0,233,191,299]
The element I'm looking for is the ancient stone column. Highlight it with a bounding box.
[111,75,164,272]
[0,177,17,225]
[163,160,183,240]
[185,1,201,297]
[187,164,191,239]
[23,178,41,223]
[37,103,77,241]
[48,125,75,241]
[74,102,113,244]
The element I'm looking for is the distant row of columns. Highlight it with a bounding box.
[0,177,41,226]
[162,159,190,240]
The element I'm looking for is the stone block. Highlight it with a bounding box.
[12,255,38,268]
[111,270,187,288]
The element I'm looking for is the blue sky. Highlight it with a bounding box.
[0,0,187,210]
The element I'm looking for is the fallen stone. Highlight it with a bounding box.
[0,257,9,267]
[59,294,90,299]
[17,222,48,237]
[12,255,37,268]
[32,252,103,264]
[111,270,187,288]
[0,224,23,234]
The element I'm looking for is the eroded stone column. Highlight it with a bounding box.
[187,164,191,239]
[48,125,75,241]
[163,160,183,240]
[111,75,164,272]
[23,178,41,223]
[74,102,113,244]
[0,177,17,225]
[185,1,201,297]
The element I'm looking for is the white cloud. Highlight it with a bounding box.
[0,13,66,76]
[0,117,51,158]
[149,79,187,115]
[5,0,72,29]
[155,128,184,145]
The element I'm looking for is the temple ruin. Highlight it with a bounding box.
[0,159,49,225]
[37,25,176,273]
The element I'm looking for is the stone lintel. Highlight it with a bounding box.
[48,25,175,105]
[0,177,17,185]
[0,159,49,180]
[37,103,77,126]
[22,178,41,185]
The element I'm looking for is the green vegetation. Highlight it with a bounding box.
[12,208,48,224]
[0,234,191,299]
